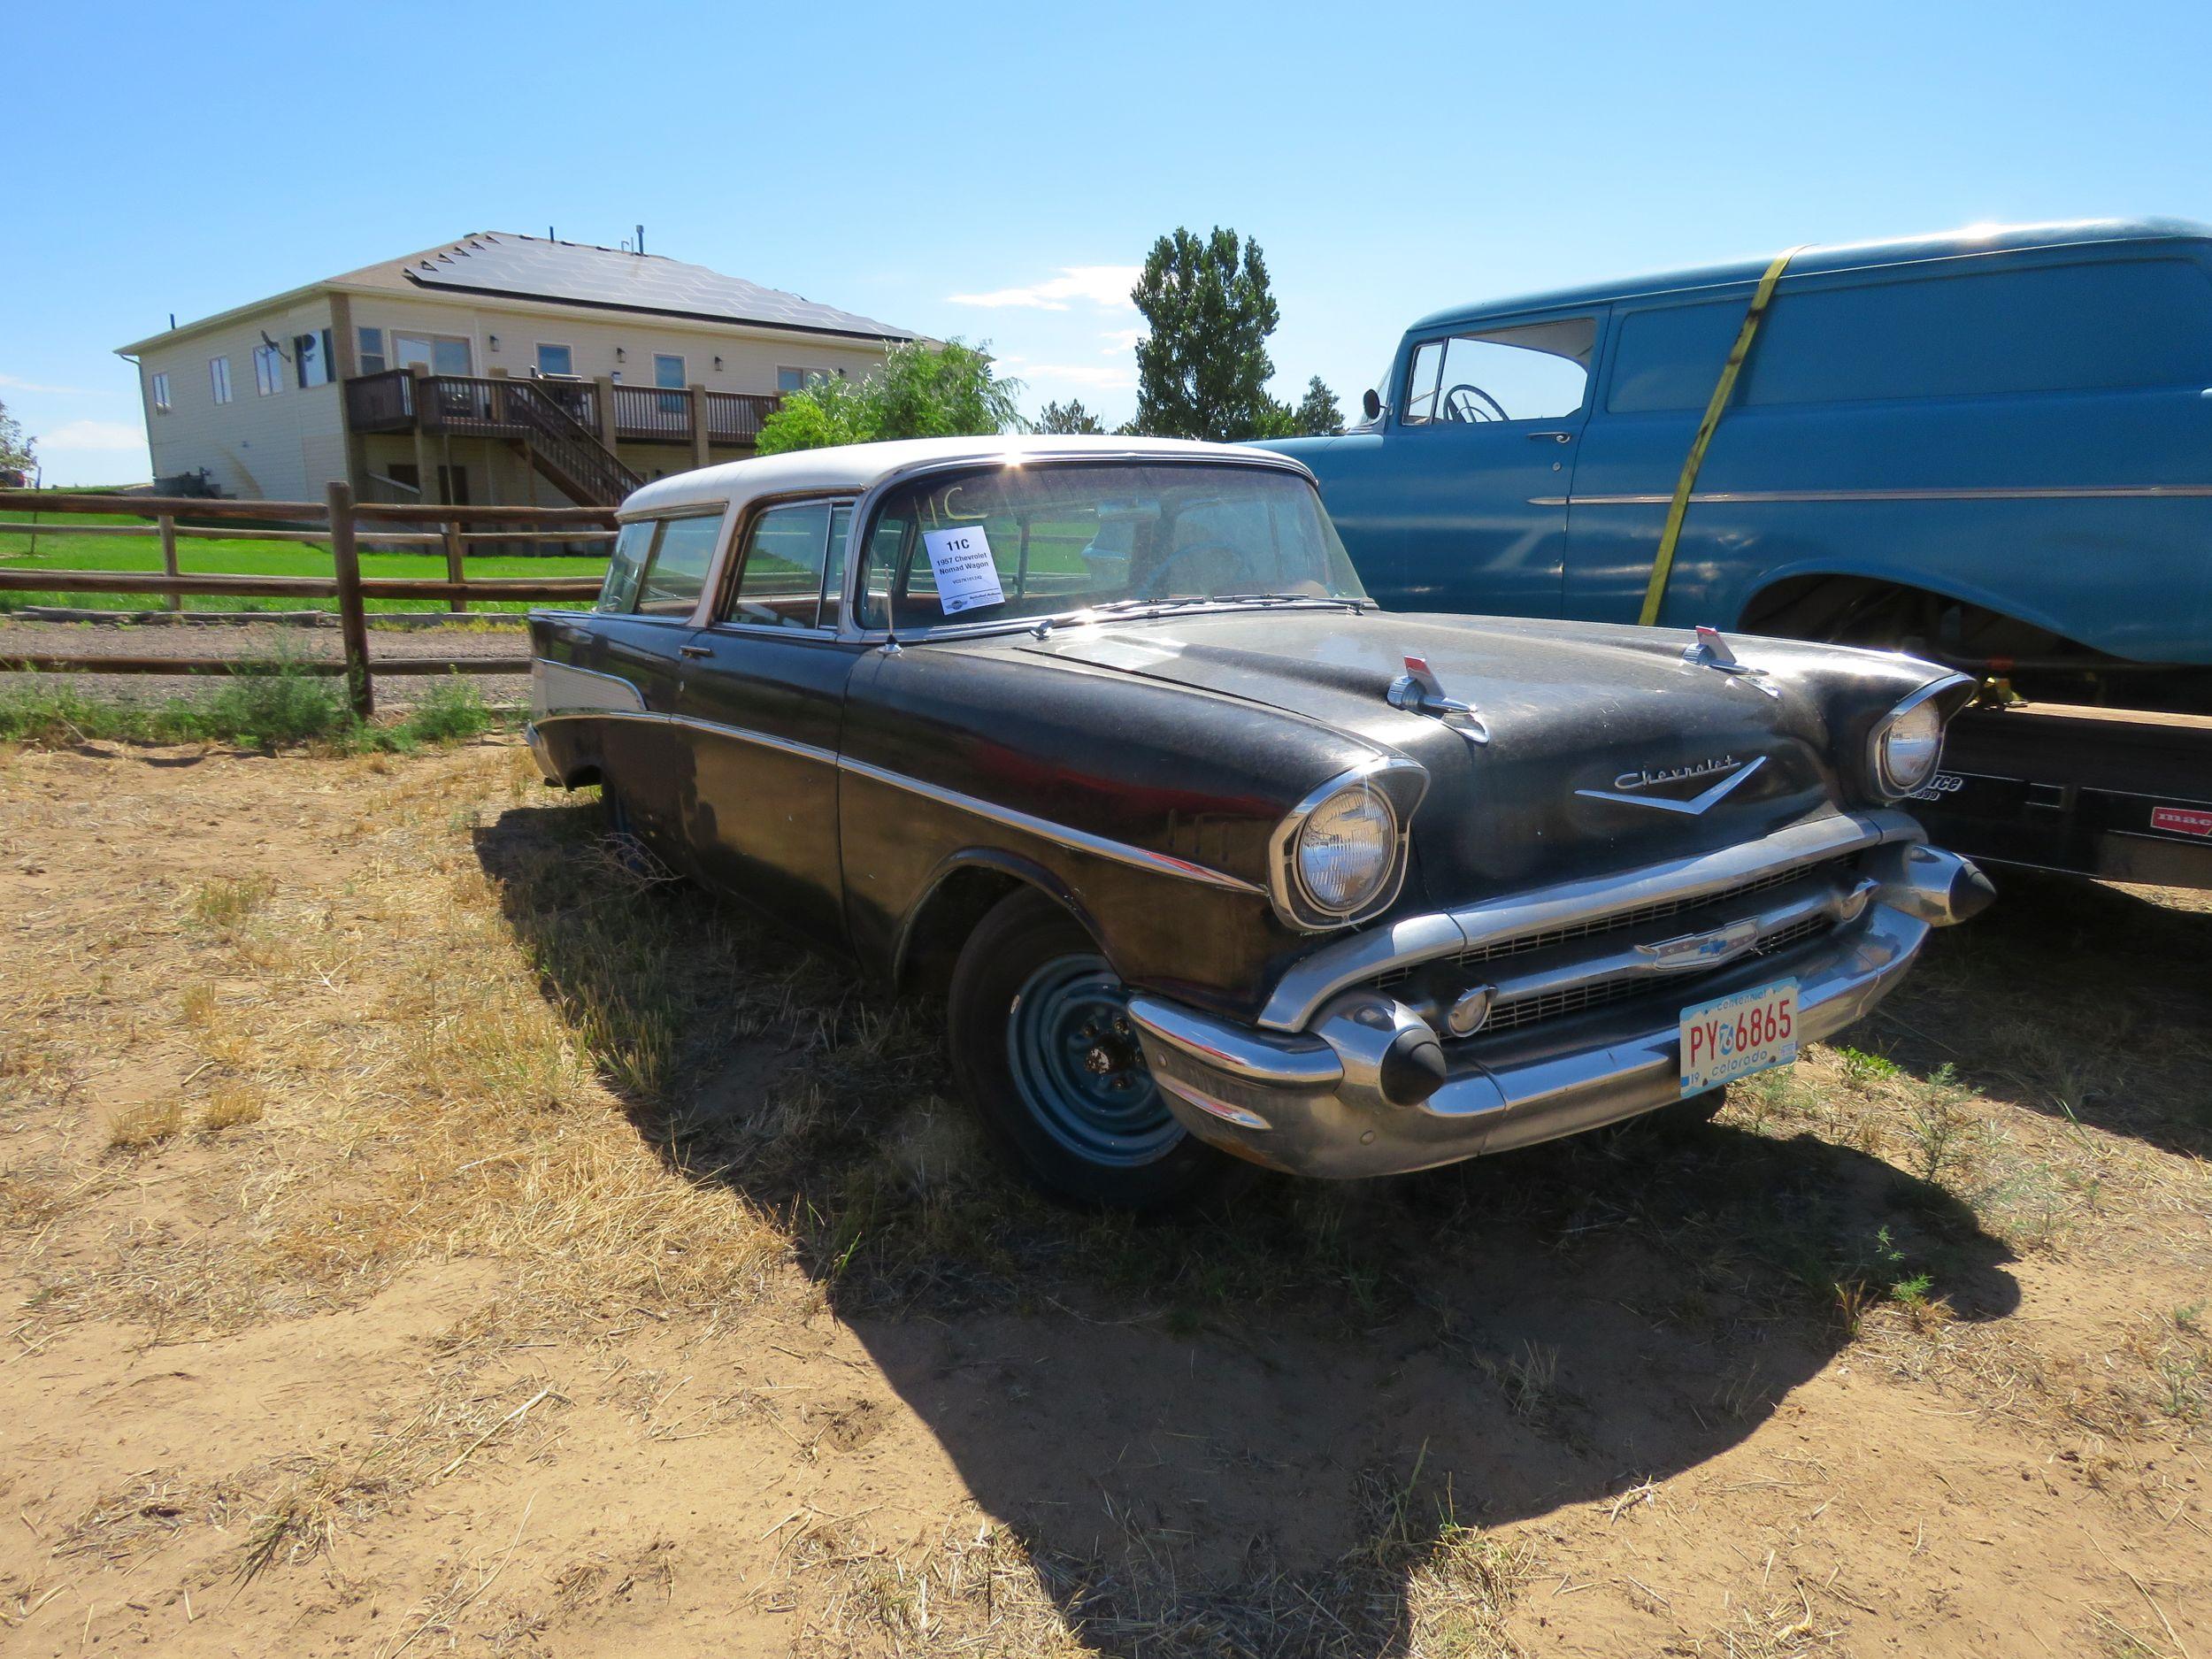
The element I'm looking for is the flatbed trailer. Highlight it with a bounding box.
[1912,701,2212,888]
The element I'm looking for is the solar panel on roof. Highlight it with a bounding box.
[399,233,913,341]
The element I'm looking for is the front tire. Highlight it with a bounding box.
[946,890,1244,1210]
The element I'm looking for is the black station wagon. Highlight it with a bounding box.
[526,436,1992,1208]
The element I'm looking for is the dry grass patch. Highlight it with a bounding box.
[104,1097,183,1150]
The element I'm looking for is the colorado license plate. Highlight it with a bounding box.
[1679,978,1799,1094]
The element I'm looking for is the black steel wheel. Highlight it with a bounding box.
[947,888,1248,1210]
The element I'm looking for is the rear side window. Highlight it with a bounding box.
[636,513,726,617]
[596,520,655,613]
[1611,257,2212,411]
[724,500,839,630]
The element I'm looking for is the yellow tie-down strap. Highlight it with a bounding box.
[1636,245,1805,627]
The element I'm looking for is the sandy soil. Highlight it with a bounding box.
[0,740,2205,1656]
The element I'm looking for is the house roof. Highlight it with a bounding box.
[119,231,918,355]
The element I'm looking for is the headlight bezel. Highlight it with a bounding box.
[1868,673,1972,801]
[1268,758,1428,932]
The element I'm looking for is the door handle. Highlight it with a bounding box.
[1526,431,1573,443]
[679,643,711,659]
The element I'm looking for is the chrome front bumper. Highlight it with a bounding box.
[1127,833,1989,1179]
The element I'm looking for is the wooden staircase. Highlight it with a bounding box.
[498,380,644,507]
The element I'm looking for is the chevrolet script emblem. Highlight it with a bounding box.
[1637,918,1763,971]
[1575,755,1766,815]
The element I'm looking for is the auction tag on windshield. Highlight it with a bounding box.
[923,526,1005,616]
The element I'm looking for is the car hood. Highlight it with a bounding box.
[1016,608,1923,904]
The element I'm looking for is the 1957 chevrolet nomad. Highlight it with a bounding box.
[527,435,1993,1208]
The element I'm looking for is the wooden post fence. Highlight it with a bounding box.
[326,480,373,720]
[0,485,618,714]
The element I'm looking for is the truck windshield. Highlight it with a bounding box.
[856,461,1369,632]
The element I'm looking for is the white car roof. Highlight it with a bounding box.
[616,434,1314,520]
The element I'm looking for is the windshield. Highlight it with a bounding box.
[856,461,1368,632]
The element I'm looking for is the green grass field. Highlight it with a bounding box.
[0,512,609,615]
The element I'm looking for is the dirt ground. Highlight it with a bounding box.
[0,617,534,707]
[1,739,2206,1657]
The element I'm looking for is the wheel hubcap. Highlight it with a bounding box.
[1007,953,1182,1167]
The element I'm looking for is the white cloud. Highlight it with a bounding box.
[1098,327,1145,355]
[39,419,146,452]
[947,265,1140,311]
[0,373,94,395]
[1003,361,1137,390]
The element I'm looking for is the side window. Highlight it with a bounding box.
[1406,319,1595,425]
[819,504,853,631]
[636,514,726,616]
[724,500,836,630]
[596,520,656,614]
[1607,302,1743,413]
[1402,339,1445,425]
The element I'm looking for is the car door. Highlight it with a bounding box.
[671,497,863,941]
[561,511,725,853]
[1348,311,1601,616]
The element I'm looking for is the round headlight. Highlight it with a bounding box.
[1295,783,1398,916]
[1874,698,1946,797]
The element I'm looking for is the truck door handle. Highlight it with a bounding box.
[1526,431,1573,444]
[679,643,711,658]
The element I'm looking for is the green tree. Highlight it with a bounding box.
[1130,227,1281,441]
[1033,398,1104,435]
[0,399,34,478]
[1293,376,1343,436]
[755,339,1025,456]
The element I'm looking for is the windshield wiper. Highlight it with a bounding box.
[1030,592,1364,638]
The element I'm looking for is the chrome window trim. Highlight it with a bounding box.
[1256,809,1924,1033]
[1265,757,1428,932]
[1870,672,1974,800]
[839,449,1327,644]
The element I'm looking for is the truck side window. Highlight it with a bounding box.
[1402,318,1596,426]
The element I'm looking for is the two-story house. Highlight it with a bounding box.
[116,231,918,507]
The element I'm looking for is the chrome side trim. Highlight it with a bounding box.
[837,756,1268,896]
[529,707,840,766]
[531,658,646,717]
[1257,809,1922,1032]
[1529,483,2212,508]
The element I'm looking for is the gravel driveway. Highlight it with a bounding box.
[0,616,535,708]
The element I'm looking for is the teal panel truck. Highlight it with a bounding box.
[1259,219,2212,887]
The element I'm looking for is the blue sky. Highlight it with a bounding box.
[7,0,2211,483]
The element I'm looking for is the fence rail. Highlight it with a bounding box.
[0,483,614,718]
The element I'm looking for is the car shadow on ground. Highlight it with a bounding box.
[472,799,2021,1655]
[1867,866,2212,1159]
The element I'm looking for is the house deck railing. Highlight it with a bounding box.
[345,371,780,449]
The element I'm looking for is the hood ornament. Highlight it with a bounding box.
[1577,754,1766,815]
[1684,626,1780,698]
[1386,654,1490,745]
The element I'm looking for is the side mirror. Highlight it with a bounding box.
[1361,388,1382,422]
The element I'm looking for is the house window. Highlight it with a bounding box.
[295,329,334,388]
[253,343,284,396]
[777,366,834,394]
[150,372,172,414]
[394,334,472,377]
[209,357,232,404]
[536,343,575,378]
[358,326,387,374]
[654,353,686,414]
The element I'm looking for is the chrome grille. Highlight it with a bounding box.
[1376,856,1846,991]
[1479,910,1839,1036]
